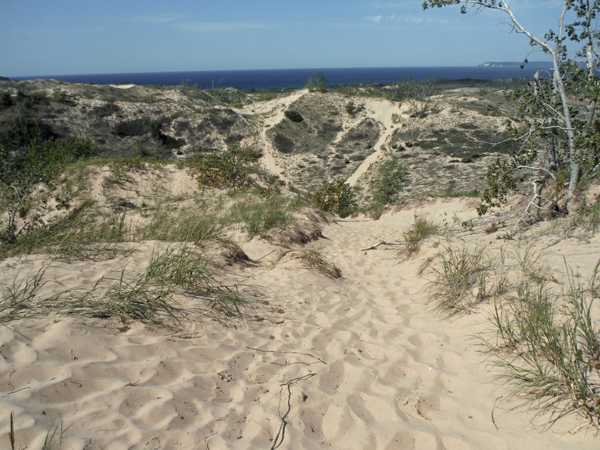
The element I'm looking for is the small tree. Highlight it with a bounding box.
[424,0,600,215]
[306,72,328,93]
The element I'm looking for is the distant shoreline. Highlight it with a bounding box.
[11,65,544,90]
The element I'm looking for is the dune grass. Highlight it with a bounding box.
[427,239,600,429]
[9,411,65,450]
[485,259,600,429]
[400,216,438,256]
[427,245,509,315]
[296,246,342,279]
[1,244,252,330]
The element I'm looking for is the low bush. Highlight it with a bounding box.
[151,121,184,149]
[370,158,408,206]
[192,142,261,189]
[284,110,304,122]
[311,178,357,218]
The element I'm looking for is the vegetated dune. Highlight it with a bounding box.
[2,79,600,449]
[1,191,600,450]
[0,78,513,204]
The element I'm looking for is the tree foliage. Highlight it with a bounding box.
[305,72,328,92]
[425,0,600,216]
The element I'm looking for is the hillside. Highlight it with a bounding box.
[1,79,600,450]
[0,78,517,204]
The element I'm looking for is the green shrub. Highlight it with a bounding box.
[192,142,261,189]
[151,121,184,149]
[370,158,408,205]
[0,113,54,149]
[311,178,357,217]
[0,91,14,109]
[284,110,304,122]
[114,119,150,137]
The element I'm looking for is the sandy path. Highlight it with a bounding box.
[346,99,399,186]
[1,199,599,449]
[233,90,308,181]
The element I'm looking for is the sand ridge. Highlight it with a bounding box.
[1,198,599,449]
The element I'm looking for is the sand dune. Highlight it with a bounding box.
[1,198,599,449]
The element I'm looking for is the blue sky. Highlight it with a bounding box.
[0,0,567,77]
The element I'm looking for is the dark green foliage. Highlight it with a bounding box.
[311,178,357,217]
[93,102,119,118]
[477,158,518,216]
[345,101,365,117]
[114,119,151,137]
[0,113,55,149]
[151,121,184,149]
[193,142,260,189]
[273,133,295,153]
[0,92,14,110]
[306,72,328,92]
[284,110,304,122]
[370,159,408,205]
[14,89,49,107]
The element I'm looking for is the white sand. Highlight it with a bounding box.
[1,197,599,449]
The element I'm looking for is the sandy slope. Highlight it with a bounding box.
[1,198,599,449]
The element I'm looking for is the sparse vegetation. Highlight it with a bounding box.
[400,216,438,257]
[296,246,342,279]
[427,245,508,314]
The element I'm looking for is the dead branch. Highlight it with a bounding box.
[270,373,316,450]
[247,346,326,365]
[361,240,401,251]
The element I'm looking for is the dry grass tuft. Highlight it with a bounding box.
[295,246,342,279]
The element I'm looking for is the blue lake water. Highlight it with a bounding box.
[14,66,548,90]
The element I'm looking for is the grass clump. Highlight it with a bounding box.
[485,259,600,429]
[228,196,292,236]
[296,246,342,279]
[400,216,438,256]
[0,267,47,324]
[427,245,508,315]
[138,209,223,244]
[73,245,250,327]
[2,244,252,329]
